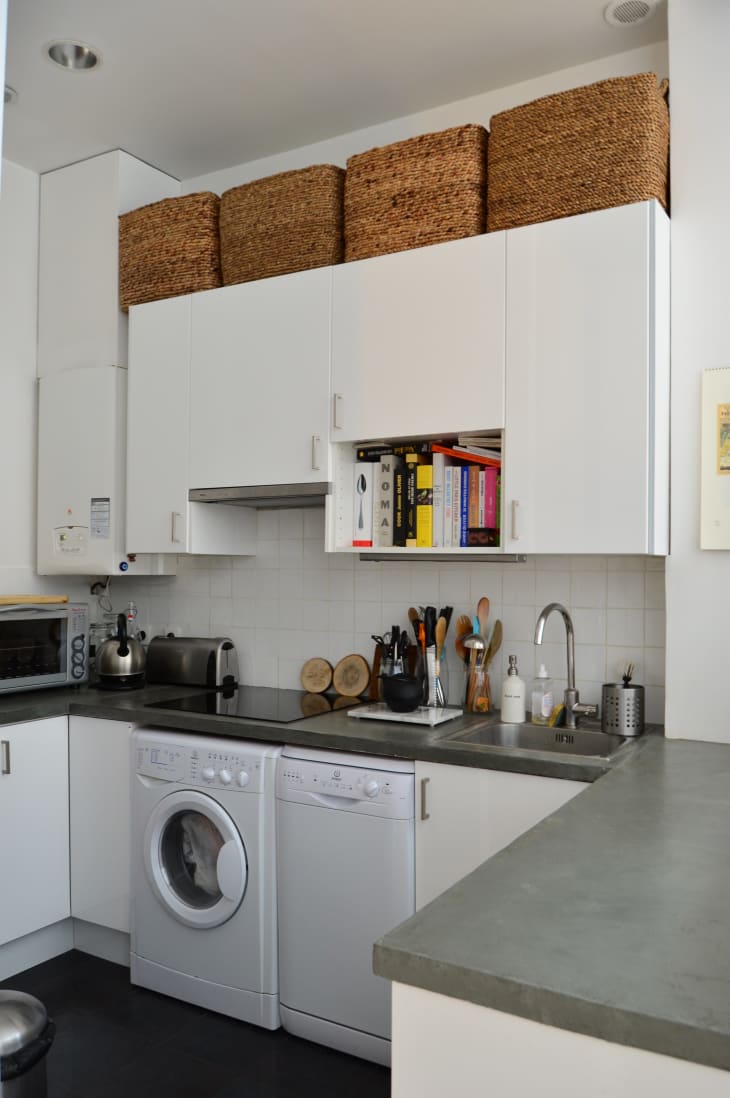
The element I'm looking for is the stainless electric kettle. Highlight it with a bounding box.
[95,612,146,690]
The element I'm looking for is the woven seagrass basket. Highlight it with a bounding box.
[344,124,488,263]
[119,192,221,310]
[219,165,345,285]
[486,72,669,233]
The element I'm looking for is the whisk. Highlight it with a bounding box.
[622,662,635,687]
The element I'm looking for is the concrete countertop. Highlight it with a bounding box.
[0,683,619,782]
[14,683,725,1072]
[373,733,730,1073]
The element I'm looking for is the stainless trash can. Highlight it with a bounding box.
[0,990,55,1097]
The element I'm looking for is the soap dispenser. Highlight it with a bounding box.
[501,655,526,723]
[530,664,554,726]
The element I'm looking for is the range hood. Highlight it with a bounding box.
[189,482,332,509]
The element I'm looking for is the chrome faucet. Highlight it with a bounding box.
[534,603,598,730]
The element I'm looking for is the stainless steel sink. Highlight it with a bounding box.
[440,720,631,759]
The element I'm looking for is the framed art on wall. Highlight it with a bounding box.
[700,367,730,548]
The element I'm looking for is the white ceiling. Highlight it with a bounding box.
[5,0,667,181]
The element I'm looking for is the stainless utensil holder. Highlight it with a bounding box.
[601,683,644,737]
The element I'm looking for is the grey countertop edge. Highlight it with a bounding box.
[372,944,730,1074]
[372,734,730,1075]
[0,685,624,781]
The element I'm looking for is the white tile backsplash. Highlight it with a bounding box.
[116,509,667,722]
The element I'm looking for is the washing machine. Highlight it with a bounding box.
[130,728,281,1028]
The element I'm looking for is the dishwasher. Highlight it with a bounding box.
[276,746,415,1067]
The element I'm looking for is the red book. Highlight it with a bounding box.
[431,442,501,468]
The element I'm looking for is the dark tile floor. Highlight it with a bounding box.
[1,951,391,1098]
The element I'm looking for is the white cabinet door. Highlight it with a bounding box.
[127,295,192,553]
[415,761,587,909]
[69,716,133,934]
[0,718,70,946]
[189,267,332,488]
[127,296,255,556]
[331,233,506,443]
[503,200,670,555]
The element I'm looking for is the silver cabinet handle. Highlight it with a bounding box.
[333,393,344,430]
[420,776,430,821]
[171,511,182,544]
[1,740,10,775]
[311,435,321,471]
[511,499,520,541]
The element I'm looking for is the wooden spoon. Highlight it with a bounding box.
[408,606,421,642]
[485,619,503,667]
[477,595,490,639]
[454,613,472,665]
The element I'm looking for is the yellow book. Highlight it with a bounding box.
[416,462,434,548]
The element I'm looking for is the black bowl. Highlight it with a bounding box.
[381,674,423,713]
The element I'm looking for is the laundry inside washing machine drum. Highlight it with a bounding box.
[160,810,225,907]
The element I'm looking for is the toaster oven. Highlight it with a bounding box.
[0,603,89,693]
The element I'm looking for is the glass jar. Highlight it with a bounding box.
[463,664,491,713]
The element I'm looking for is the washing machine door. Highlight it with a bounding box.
[143,789,248,928]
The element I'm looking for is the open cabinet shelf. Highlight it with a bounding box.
[325,432,506,558]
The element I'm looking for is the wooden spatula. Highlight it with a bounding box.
[485,619,503,667]
[454,613,472,665]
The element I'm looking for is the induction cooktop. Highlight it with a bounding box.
[145,685,351,723]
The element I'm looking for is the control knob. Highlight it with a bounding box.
[219,769,232,785]
[237,770,250,788]
[202,767,215,781]
[364,779,380,798]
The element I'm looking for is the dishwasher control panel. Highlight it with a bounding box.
[277,755,414,818]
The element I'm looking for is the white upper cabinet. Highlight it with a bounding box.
[38,151,179,377]
[127,294,255,555]
[331,233,506,442]
[189,267,332,489]
[502,200,670,555]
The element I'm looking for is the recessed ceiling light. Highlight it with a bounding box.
[604,0,658,27]
[45,40,101,72]
[4,85,17,105]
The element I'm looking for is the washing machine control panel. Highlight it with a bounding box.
[135,740,269,793]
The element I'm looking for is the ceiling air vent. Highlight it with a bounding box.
[604,0,658,27]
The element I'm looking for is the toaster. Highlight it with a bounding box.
[145,636,239,688]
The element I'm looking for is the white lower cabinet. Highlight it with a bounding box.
[415,761,588,909]
[392,984,729,1098]
[69,716,134,933]
[0,718,70,946]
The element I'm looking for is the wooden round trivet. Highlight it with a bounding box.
[300,657,333,694]
[332,654,370,697]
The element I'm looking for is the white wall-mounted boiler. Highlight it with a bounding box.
[37,364,175,577]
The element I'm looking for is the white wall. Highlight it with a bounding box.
[185,43,668,194]
[114,512,666,723]
[20,41,668,717]
[0,160,39,582]
[144,41,666,721]
[664,0,730,741]
[0,158,87,600]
